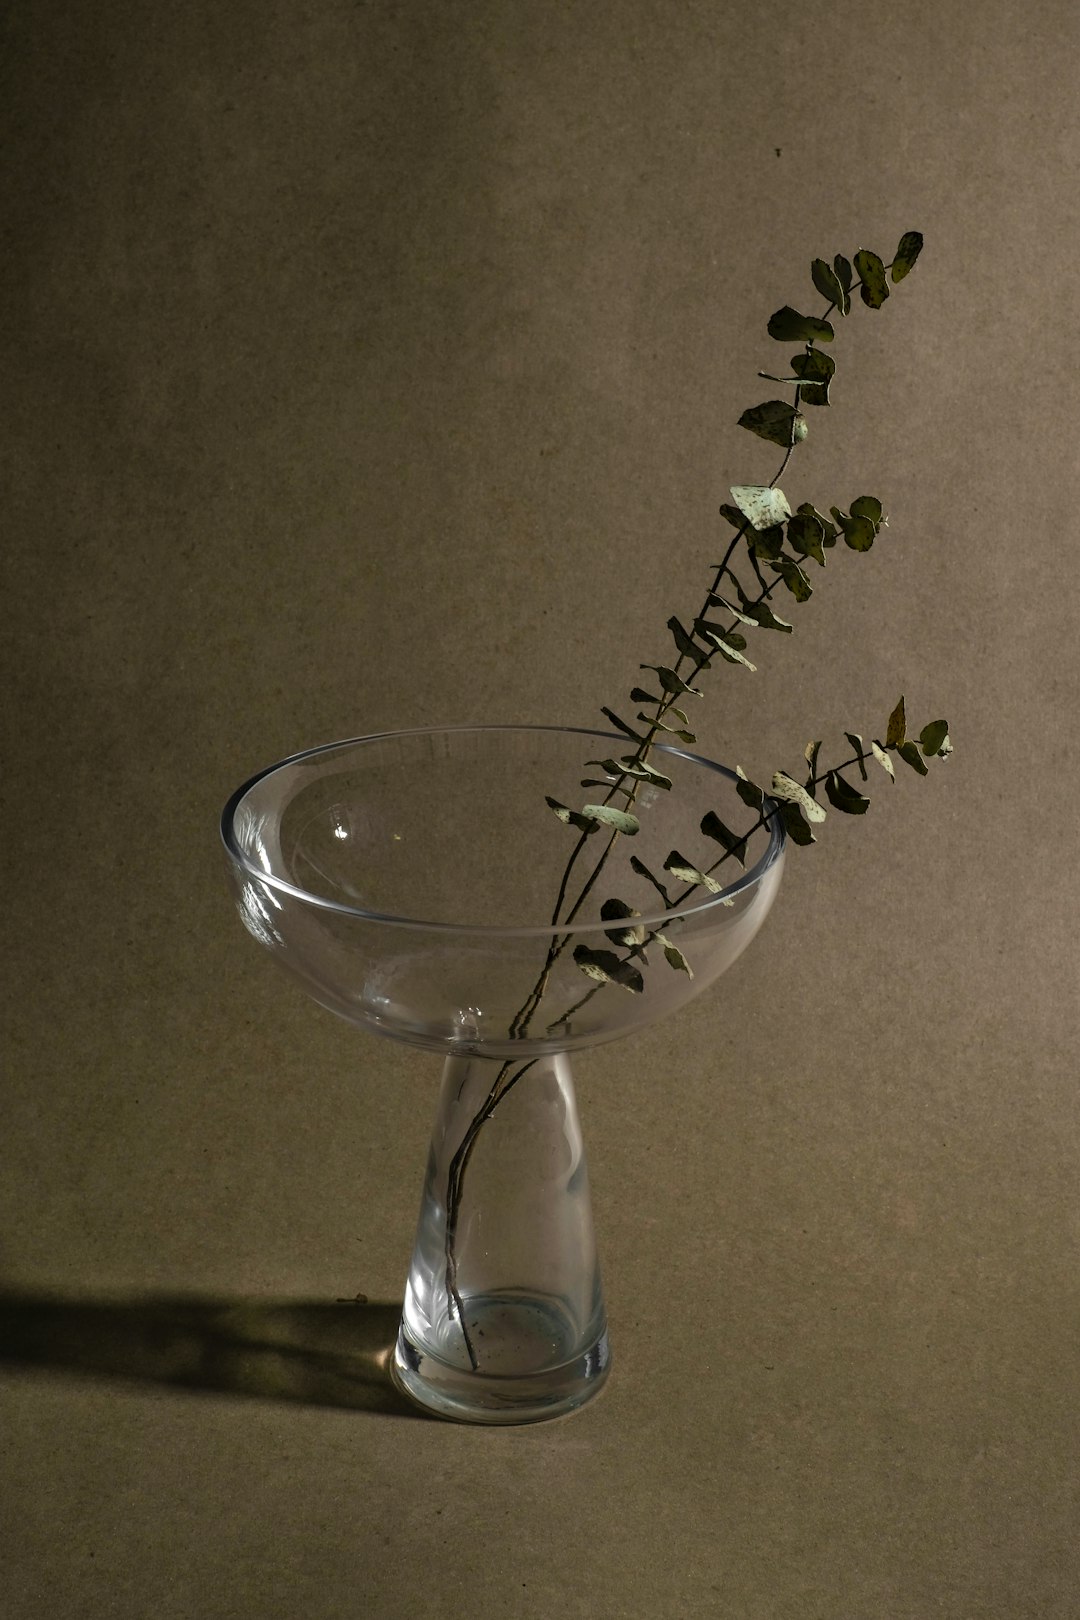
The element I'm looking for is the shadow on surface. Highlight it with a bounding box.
[0,1289,424,1418]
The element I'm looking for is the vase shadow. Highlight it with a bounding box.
[0,1288,425,1418]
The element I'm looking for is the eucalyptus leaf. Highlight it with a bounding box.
[630,686,660,705]
[700,810,749,865]
[854,248,890,309]
[718,502,749,531]
[778,799,816,845]
[573,945,644,994]
[850,494,883,525]
[730,485,792,532]
[618,758,673,790]
[804,739,822,784]
[886,696,907,748]
[798,501,839,547]
[845,732,869,780]
[640,664,702,699]
[545,796,599,834]
[582,803,641,834]
[667,614,710,667]
[706,594,759,628]
[630,855,673,906]
[832,254,853,314]
[787,509,827,565]
[663,851,723,894]
[891,230,923,282]
[600,897,646,947]
[799,381,831,407]
[640,713,696,744]
[791,349,835,384]
[712,637,757,672]
[870,740,895,780]
[748,523,786,562]
[919,719,951,757]
[897,740,929,776]
[741,598,792,633]
[735,766,764,810]
[601,706,647,744]
[660,940,694,976]
[738,399,802,448]
[766,306,835,344]
[584,757,625,777]
[830,507,877,552]
[770,555,813,602]
[811,257,846,309]
[771,770,827,823]
[825,770,870,814]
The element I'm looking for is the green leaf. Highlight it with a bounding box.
[770,770,827,823]
[706,593,758,629]
[698,625,757,671]
[833,255,853,313]
[787,509,827,565]
[804,739,822,785]
[767,306,835,344]
[700,810,750,865]
[630,856,673,907]
[737,596,792,633]
[630,686,660,705]
[791,349,835,385]
[639,713,696,744]
[896,740,929,777]
[601,706,647,745]
[870,740,895,781]
[825,770,870,814]
[573,945,644,993]
[845,733,868,780]
[600,897,646,947]
[545,796,599,834]
[581,804,641,834]
[618,758,673,790]
[777,798,816,845]
[799,382,831,408]
[919,719,951,757]
[886,695,907,748]
[850,494,883,525]
[811,257,846,309]
[664,850,724,894]
[830,507,877,552]
[657,937,694,977]
[667,615,710,667]
[748,523,786,563]
[718,502,749,531]
[770,554,813,602]
[854,248,890,309]
[891,230,923,282]
[738,399,802,449]
[798,501,839,548]
[735,766,764,810]
[640,664,701,699]
[730,485,792,531]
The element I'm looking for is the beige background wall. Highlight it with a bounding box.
[3,2,1078,1616]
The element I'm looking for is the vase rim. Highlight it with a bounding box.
[220,723,787,937]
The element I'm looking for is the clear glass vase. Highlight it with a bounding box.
[396,1050,607,1422]
[221,725,785,1423]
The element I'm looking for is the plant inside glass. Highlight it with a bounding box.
[221,231,951,1423]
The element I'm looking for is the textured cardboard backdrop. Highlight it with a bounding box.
[3,2,1079,1616]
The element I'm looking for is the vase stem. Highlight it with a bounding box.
[392,1049,610,1424]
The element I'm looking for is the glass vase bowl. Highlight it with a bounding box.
[221,725,785,1423]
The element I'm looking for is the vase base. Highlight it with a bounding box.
[391,1293,610,1425]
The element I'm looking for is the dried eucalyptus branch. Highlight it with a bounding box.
[445,231,951,1365]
